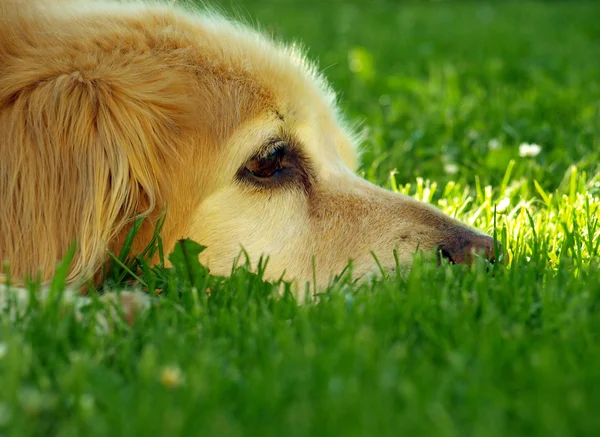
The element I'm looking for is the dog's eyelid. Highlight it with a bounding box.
[247,137,290,163]
[262,138,287,156]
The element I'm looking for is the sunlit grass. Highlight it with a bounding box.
[388,164,600,274]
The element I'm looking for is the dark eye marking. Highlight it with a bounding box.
[238,137,313,193]
[245,143,285,179]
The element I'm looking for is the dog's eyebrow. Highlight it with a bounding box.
[240,112,287,162]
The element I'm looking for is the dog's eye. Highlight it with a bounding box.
[246,146,285,178]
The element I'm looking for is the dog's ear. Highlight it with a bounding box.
[0,59,191,282]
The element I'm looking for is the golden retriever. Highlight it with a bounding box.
[0,0,497,293]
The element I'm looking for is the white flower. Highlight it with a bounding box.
[519,142,542,158]
[488,138,501,150]
[444,163,458,174]
[160,365,184,388]
[496,197,510,213]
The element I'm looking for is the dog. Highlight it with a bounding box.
[0,0,497,295]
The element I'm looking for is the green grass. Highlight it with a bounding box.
[2,1,600,436]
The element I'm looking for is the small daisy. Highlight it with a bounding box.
[160,365,184,388]
[488,138,501,150]
[444,163,459,175]
[519,142,542,158]
[496,197,511,213]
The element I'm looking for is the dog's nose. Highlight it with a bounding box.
[437,231,499,265]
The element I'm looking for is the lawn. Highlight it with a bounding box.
[1,1,600,436]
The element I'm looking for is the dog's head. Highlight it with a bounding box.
[0,0,496,286]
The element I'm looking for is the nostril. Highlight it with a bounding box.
[436,246,455,265]
[438,233,499,266]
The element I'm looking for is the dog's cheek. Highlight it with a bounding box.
[187,187,313,279]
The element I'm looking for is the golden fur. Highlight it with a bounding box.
[0,0,495,291]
